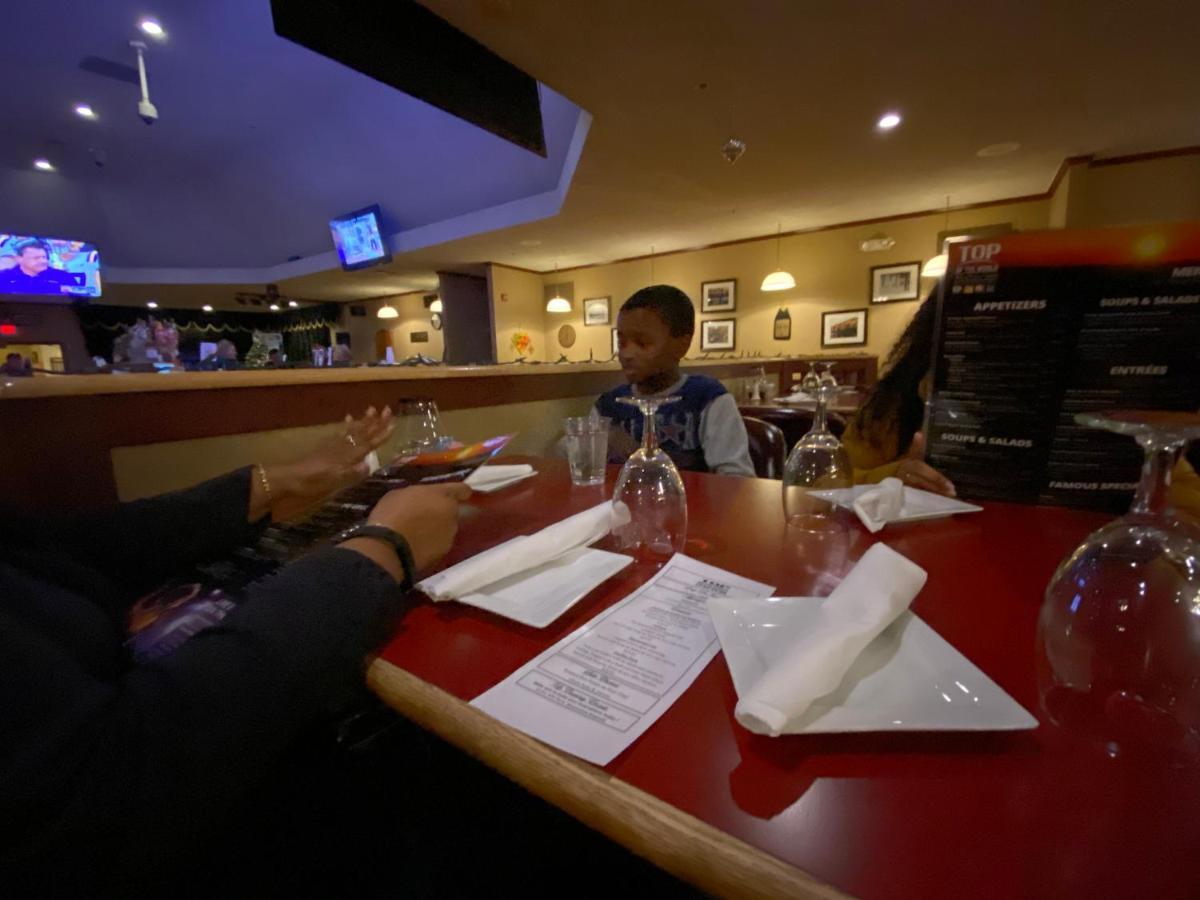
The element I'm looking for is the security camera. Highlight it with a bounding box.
[131,41,158,125]
[138,99,158,125]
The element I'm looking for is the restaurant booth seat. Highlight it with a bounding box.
[741,416,787,479]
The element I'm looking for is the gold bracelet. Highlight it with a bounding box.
[255,463,273,507]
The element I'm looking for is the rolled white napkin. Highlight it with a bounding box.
[853,477,904,533]
[466,464,535,488]
[418,501,628,602]
[734,543,927,736]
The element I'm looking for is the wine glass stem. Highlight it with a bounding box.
[812,393,828,434]
[1130,437,1184,516]
[642,407,659,453]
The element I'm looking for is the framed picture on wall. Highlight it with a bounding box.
[611,327,620,358]
[821,308,868,347]
[773,307,792,341]
[869,261,921,303]
[583,296,611,326]
[700,318,736,351]
[701,279,737,313]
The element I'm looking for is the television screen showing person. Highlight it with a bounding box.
[0,239,84,296]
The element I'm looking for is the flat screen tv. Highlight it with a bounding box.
[329,205,391,271]
[0,233,102,298]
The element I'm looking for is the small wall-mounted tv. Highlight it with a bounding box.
[0,233,102,298]
[330,205,391,271]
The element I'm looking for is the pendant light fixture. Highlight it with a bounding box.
[376,303,398,319]
[760,224,796,292]
[429,297,443,313]
[545,261,571,313]
[921,195,951,279]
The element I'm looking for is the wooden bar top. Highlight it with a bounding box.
[0,355,860,400]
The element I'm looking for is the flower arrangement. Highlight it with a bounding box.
[510,330,534,357]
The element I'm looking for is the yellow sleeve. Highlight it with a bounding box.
[842,419,903,485]
[1171,456,1200,521]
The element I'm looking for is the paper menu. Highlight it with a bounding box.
[471,554,774,765]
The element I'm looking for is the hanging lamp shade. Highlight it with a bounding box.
[761,269,796,292]
[429,298,443,313]
[377,304,398,319]
[921,253,948,279]
[761,223,795,292]
[545,295,572,313]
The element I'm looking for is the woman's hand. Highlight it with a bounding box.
[341,483,472,582]
[895,432,957,497]
[250,407,394,521]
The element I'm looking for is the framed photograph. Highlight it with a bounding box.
[583,296,611,326]
[611,327,620,358]
[701,279,737,313]
[821,308,868,347]
[773,307,792,341]
[700,318,736,351]
[870,261,921,303]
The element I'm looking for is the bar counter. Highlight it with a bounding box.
[0,356,875,513]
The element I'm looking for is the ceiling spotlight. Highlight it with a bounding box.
[138,17,166,38]
[201,304,213,312]
[146,301,158,309]
[33,158,54,171]
[74,103,96,119]
[287,300,299,308]
[268,303,280,311]
[877,112,902,131]
[720,136,746,165]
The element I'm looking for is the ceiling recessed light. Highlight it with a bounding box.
[287,300,299,308]
[139,17,166,38]
[876,112,902,131]
[74,103,96,119]
[146,301,158,309]
[33,158,54,171]
[976,141,1021,158]
[201,304,213,312]
[268,303,280,311]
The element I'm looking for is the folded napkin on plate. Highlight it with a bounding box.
[853,477,904,533]
[734,542,927,736]
[466,464,535,489]
[417,501,627,602]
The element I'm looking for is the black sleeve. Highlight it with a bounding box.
[0,547,402,893]
[31,467,260,593]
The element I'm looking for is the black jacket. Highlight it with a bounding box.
[0,468,403,894]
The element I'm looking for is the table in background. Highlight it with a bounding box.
[368,458,1200,899]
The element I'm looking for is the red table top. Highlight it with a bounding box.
[378,458,1200,900]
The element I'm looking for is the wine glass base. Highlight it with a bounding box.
[785,512,848,534]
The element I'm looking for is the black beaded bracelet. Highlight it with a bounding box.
[334,523,417,589]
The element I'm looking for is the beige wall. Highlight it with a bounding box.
[336,292,444,364]
[490,264,549,361]
[1065,153,1200,228]
[537,199,1052,363]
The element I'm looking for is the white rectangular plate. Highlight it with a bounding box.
[457,547,633,628]
[708,594,1036,733]
[812,484,983,522]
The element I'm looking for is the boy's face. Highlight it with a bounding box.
[615,307,692,388]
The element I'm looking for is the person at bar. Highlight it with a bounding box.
[844,292,1200,517]
[0,407,470,894]
[597,284,754,476]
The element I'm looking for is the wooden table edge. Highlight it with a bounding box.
[366,659,850,900]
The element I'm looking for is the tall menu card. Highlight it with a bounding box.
[926,222,1200,510]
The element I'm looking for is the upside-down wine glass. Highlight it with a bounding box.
[782,370,853,531]
[612,395,688,562]
[1037,410,1200,764]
